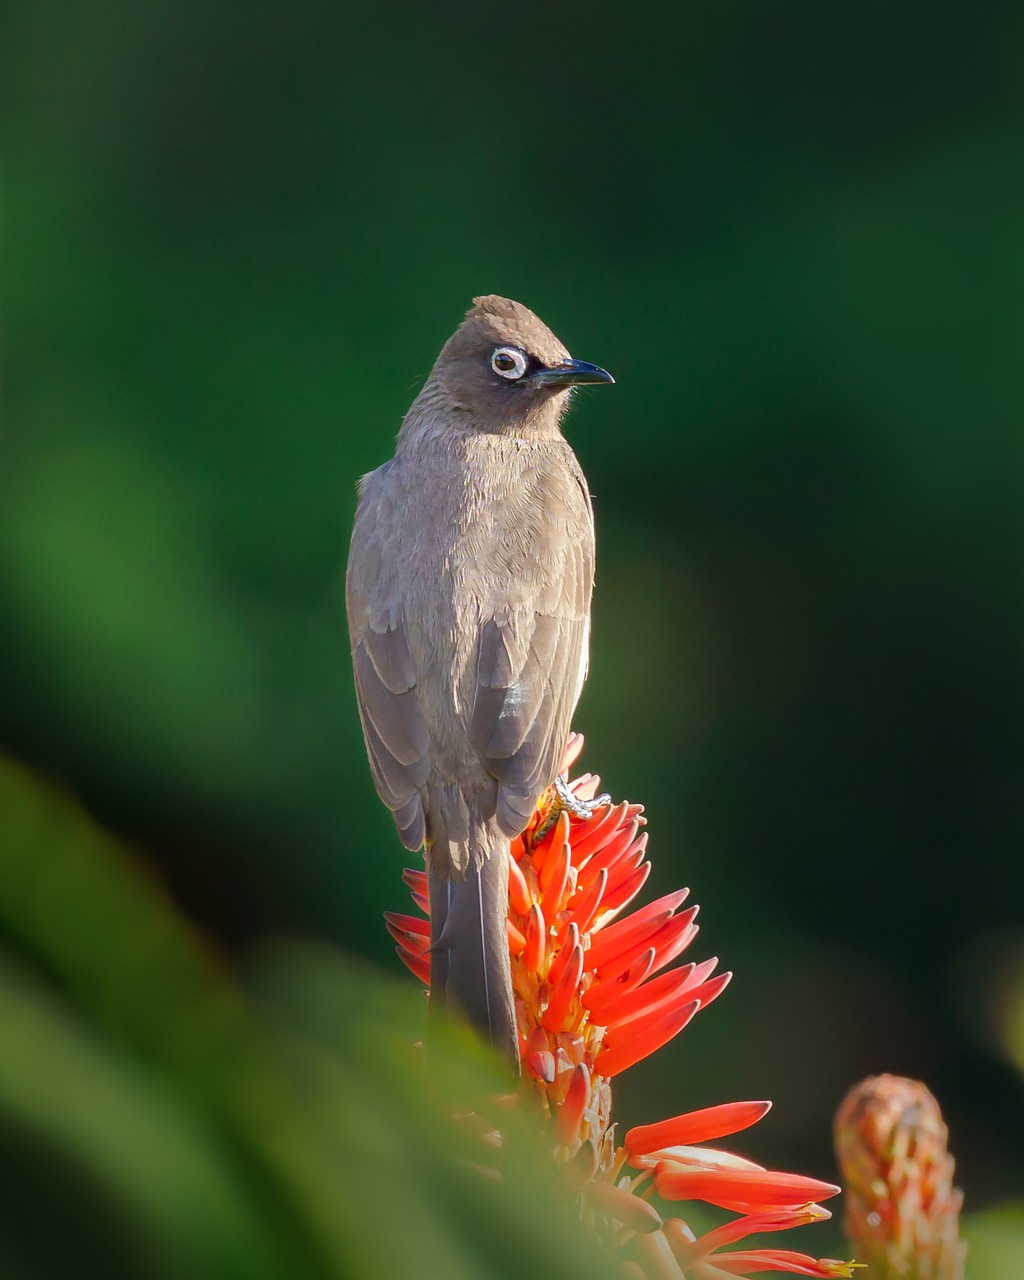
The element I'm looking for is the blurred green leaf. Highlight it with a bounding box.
[0,760,615,1279]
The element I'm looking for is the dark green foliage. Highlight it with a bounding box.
[0,0,1022,1235]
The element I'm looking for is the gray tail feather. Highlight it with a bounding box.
[428,846,518,1067]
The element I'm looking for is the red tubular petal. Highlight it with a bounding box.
[603,967,726,1034]
[542,944,584,1032]
[385,921,429,954]
[396,945,430,984]
[561,732,586,773]
[594,1000,700,1077]
[539,839,571,920]
[675,1207,831,1267]
[596,907,699,982]
[584,905,675,973]
[567,801,631,866]
[626,1102,772,1158]
[539,829,567,890]
[409,890,429,913]
[583,947,657,1015]
[583,827,647,885]
[526,1050,556,1083]
[508,855,533,916]
[507,919,526,956]
[554,1062,590,1145]
[565,866,608,935]
[531,810,570,872]
[547,923,580,987]
[677,956,719,992]
[663,1217,698,1264]
[585,964,692,1027]
[383,911,429,938]
[571,774,602,802]
[654,1165,841,1212]
[598,858,653,916]
[524,903,547,974]
[700,1250,855,1277]
[680,971,732,1013]
[599,840,646,898]
[584,1181,664,1233]
[401,867,426,892]
[591,889,691,955]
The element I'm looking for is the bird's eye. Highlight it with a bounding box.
[490,347,528,380]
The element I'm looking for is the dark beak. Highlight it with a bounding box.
[530,358,615,387]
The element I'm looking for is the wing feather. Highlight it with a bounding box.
[471,458,595,831]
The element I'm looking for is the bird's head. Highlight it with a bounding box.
[434,295,613,434]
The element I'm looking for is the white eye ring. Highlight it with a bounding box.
[490,346,528,380]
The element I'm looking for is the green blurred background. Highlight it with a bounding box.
[2,0,1023,1271]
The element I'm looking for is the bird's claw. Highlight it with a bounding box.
[531,774,611,845]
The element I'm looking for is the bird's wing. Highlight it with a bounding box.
[346,463,430,851]
[469,454,595,836]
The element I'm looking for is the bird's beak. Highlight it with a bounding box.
[530,358,615,387]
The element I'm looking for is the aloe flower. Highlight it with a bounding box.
[388,736,856,1279]
[834,1075,966,1280]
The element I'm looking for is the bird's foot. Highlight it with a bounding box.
[531,774,612,845]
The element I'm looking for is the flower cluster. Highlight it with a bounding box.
[834,1074,966,1280]
[388,736,856,1278]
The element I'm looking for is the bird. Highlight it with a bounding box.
[346,295,613,1064]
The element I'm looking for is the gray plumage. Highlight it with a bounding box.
[346,295,612,1063]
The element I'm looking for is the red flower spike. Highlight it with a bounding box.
[655,1166,841,1213]
[388,735,839,1278]
[626,1101,772,1158]
[542,943,584,1032]
[508,854,533,916]
[595,1000,701,1078]
[555,1062,590,1146]
[524,903,546,974]
[586,1180,664,1234]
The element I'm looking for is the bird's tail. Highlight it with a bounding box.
[428,831,518,1066]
